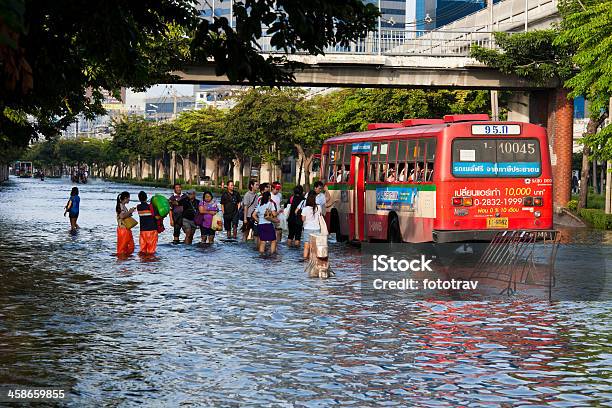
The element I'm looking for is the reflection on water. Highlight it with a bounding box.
[0,177,610,406]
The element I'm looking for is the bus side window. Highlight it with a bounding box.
[328,145,337,182]
[424,138,436,182]
[386,141,398,182]
[397,141,407,181]
[378,143,389,181]
[342,144,351,182]
[369,143,379,181]
[334,144,345,183]
[406,140,418,182]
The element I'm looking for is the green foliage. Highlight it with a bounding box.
[555,0,612,159]
[556,0,612,111]
[0,0,378,158]
[224,88,306,166]
[471,30,574,86]
[578,208,612,229]
[567,199,578,211]
[328,89,493,133]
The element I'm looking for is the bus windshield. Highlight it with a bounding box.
[452,138,541,177]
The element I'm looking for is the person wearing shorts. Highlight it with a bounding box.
[300,191,322,260]
[64,186,80,232]
[178,190,199,245]
[198,191,218,243]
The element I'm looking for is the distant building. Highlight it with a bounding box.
[194,85,241,110]
[62,88,127,139]
[144,95,196,121]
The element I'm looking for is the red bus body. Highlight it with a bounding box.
[321,119,553,243]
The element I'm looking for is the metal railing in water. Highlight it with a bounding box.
[470,230,560,299]
[256,29,504,57]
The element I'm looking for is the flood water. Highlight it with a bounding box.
[0,177,610,406]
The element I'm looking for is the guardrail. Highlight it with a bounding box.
[257,29,505,57]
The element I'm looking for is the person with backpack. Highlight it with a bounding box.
[136,191,160,255]
[220,181,241,239]
[252,191,278,255]
[286,185,304,248]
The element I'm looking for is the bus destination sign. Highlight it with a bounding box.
[352,142,372,153]
[471,124,521,135]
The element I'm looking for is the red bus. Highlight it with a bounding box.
[321,114,553,243]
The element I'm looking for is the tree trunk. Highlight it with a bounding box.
[606,160,612,214]
[592,160,598,194]
[212,158,219,186]
[298,157,304,186]
[579,113,608,210]
[579,147,590,210]
[196,152,201,185]
[600,162,605,197]
[303,155,314,192]
[170,151,176,185]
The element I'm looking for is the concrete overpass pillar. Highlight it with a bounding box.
[548,88,574,211]
[507,92,530,122]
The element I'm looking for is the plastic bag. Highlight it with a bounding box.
[117,227,135,255]
[212,211,223,231]
[151,194,171,218]
[278,210,288,230]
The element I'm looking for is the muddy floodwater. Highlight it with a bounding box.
[0,177,610,406]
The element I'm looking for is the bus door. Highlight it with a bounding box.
[351,154,368,241]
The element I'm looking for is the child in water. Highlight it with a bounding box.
[137,191,160,255]
[64,187,80,232]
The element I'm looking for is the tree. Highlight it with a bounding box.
[328,89,493,134]
[555,0,612,211]
[225,87,304,182]
[0,0,378,158]
[292,94,338,189]
[471,30,573,86]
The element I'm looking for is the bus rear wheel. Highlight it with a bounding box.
[387,213,402,243]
